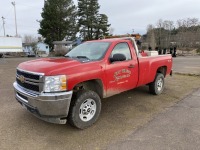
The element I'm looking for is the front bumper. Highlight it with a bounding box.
[13,82,73,124]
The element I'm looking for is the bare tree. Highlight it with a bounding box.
[145,17,200,53]
[176,18,200,49]
[146,24,156,49]
[23,34,38,43]
[161,20,174,48]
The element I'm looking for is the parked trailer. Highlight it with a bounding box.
[0,37,23,54]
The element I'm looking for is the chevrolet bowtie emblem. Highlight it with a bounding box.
[19,75,25,83]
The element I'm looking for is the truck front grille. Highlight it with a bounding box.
[17,69,40,80]
[16,69,44,93]
[16,78,40,92]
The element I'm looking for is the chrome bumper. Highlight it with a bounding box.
[13,82,73,124]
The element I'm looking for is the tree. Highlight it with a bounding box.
[23,34,38,43]
[95,14,110,39]
[78,0,99,40]
[78,0,110,40]
[146,24,156,49]
[38,0,77,50]
[175,18,200,48]
[144,18,200,51]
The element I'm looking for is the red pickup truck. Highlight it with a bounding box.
[13,37,172,129]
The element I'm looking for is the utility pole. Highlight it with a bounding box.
[2,16,5,36]
[11,1,18,37]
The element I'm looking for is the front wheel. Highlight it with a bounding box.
[149,73,165,95]
[67,90,101,129]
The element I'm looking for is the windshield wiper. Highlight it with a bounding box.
[76,56,90,60]
[65,55,90,61]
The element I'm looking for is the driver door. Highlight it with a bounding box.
[105,42,138,97]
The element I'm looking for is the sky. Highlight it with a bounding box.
[0,0,200,38]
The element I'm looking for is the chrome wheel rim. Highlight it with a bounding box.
[79,99,96,122]
[157,78,163,91]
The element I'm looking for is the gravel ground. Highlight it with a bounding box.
[173,56,200,75]
[0,57,200,150]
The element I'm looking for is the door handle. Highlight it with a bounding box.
[128,64,135,68]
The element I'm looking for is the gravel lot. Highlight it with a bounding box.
[173,56,200,75]
[0,57,200,150]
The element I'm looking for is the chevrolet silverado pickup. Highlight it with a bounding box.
[13,37,172,129]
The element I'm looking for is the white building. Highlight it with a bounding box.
[37,42,50,55]
[23,42,49,57]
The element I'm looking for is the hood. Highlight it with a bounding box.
[18,58,82,75]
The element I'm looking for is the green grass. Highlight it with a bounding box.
[197,48,200,54]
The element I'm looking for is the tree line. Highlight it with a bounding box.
[144,18,200,51]
[38,0,111,49]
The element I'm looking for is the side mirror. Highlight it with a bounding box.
[110,53,126,63]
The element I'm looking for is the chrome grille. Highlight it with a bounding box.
[16,69,44,93]
[17,69,40,80]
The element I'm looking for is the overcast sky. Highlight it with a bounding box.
[0,0,200,38]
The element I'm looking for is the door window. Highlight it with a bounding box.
[111,43,132,60]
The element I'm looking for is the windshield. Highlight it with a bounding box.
[66,42,110,60]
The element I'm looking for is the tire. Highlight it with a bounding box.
[149,73,165,95]
[67,90,101,129]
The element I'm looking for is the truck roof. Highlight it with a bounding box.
[87,38,135,43]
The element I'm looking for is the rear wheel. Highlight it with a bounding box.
[149,73,165,95]
[68,90,101,129]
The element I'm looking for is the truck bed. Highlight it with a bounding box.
[137,54,172,87]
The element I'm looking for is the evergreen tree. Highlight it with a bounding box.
[78,0,110,40]
[38,0,77,50]
[95,14,110,39]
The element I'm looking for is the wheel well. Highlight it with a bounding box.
[157,66,167,77]
[73,79,104,98]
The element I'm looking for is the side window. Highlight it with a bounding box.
[111,43,132,60]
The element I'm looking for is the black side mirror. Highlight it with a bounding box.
[110,53,126,63]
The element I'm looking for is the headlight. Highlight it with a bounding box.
[44,75,67,92]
